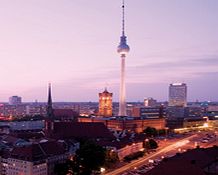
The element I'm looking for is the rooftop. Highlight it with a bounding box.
[52,122,115,140]
[10,141,66,162]
[146,146,218,175]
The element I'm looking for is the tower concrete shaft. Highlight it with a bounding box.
[118,55,127,116]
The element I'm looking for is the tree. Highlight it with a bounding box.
[76,140,106,174]
[123,151,145,162]
[143,127,158,137]
[143,139,150,149]
[158,129,166,135]
[104,149,119,168]
[148,139,158,149]
[143,139,158,150]
[54,159,73,175]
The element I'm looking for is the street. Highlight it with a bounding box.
[105,130,217,175]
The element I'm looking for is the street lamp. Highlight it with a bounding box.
[100,167,105,174]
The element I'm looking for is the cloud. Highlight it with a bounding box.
[192,71,218,76]
[19,67,218,102]
[60,54,218,88]
[186,71,218,101]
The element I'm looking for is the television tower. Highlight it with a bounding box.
[117,0,130,116]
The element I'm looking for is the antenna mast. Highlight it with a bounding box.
[122,0,125,36]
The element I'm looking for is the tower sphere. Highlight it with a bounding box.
[117,35,130,55]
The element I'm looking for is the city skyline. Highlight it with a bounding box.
[0,0,217,102]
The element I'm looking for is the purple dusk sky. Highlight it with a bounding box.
[0,0,217,102]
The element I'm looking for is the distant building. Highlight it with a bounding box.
[206,105,218,117]
[167,106,185,119]
[166,105,204,129]
[144,98,157,107]
[98,88,113,117]
[184,106,203,118]
[9,120,44,131]
[26,105,44,116]
[53,109,79,121]
[132,106,166,119]
[78,117,166,133]
[169,83,187,107]
[167,106,203,119]
[183,117,207,128]
[9,96,22,105]
[166,106,186,129]
[207,105,218,112]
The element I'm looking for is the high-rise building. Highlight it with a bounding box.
[98,88,113,117]
[169,83,187,107]
[117,0,130,116]
[9,96,22,105]
[144,97,157,107]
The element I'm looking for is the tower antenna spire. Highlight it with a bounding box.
[122,0,125,36]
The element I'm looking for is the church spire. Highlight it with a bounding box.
[47,83,53,118]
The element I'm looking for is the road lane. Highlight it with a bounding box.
[105,134,197,175]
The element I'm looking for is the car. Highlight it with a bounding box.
[201,139,209,143]
[167,154,175,158]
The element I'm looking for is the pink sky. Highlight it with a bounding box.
[0,0,217,102]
